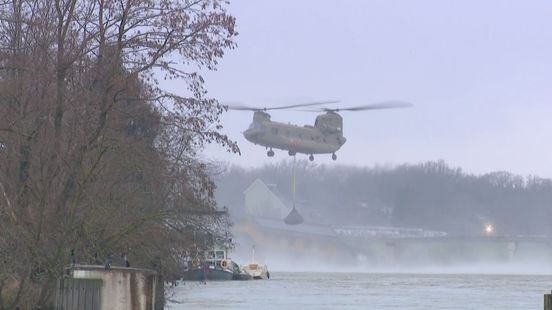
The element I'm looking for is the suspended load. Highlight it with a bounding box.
[284,206,304,225]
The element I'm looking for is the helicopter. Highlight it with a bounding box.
[227,100,412,161]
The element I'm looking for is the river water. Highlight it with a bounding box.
[169,272,552,309]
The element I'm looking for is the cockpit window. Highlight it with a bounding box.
[249,122,265,131]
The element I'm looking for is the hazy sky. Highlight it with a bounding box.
[166,0,552,177]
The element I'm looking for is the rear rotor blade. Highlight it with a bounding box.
[339,101,413,111]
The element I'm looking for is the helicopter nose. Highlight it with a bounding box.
[243,128,256,142]
[338,136,347,145]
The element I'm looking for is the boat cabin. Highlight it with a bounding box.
[187,245,235,273]
[206,248,227,261]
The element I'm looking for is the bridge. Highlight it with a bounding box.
[333,226,552,266]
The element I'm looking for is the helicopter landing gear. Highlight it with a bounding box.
[309,154,314,161]
[332,153,337,161]
[288,150,296,156]
[267,149,275,157]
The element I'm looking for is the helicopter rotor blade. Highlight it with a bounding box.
[223,102,260,111]
[338,101,413,111]
[225,100,340,112]
[226,105,260,111]
[295,101,413,112]
[265,100,340,111]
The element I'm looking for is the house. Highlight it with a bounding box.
[243,178,293,219]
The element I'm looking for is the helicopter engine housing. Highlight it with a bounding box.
[314,112,343,135]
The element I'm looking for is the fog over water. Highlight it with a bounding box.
[215,161,552,274]
[229,243,552,275]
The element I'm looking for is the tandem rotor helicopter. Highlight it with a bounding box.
[226,100,412,161]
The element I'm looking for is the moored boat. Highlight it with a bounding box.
[242,263,270,279]
[182,246,236,281]
[241,246,270,280]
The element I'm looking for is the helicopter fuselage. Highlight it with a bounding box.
[231,100,411,160]
[243,111,347,159]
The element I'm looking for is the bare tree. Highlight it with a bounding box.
[0,0,238,308]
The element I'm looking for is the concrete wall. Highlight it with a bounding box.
[59,265,161,310]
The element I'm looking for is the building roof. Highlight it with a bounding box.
[244,178,301,210]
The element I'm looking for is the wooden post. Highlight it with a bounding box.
[544,291,552,310]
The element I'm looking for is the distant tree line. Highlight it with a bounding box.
[0,0,237,308]
[215,160,552,236]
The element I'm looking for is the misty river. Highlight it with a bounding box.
[169,272,552,309]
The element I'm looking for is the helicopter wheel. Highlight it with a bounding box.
[267,149,275,157]
[309,155,314,161]
[332,153,337,161]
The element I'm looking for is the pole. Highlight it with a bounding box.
[545,291,552,310]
